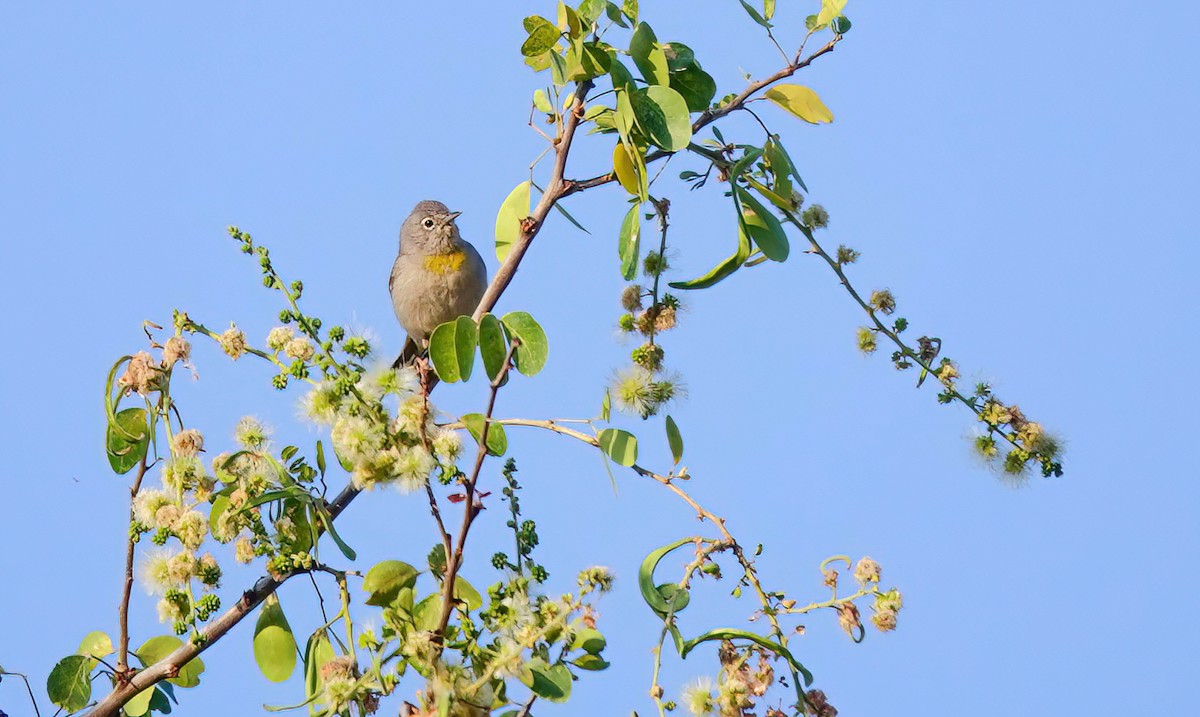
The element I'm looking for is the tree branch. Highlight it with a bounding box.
[86,79,595,717]
[563,38,840,197]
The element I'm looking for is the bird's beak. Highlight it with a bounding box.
[447,211,463,221]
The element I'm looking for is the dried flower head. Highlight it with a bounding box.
[835,244,860,265]
[836,602,861,637]
[856,327,877,354]
[172,428,204,458]
[868,289,896,315]
[118,352,160,396]
[853,557,881,585]
[284,337,315,361]
[802,204,830,229]
[219,324,247,359]
[266,326,295,351]
[621,285,644,312]
[162,337,191,367]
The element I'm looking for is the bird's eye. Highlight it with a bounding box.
[422,217,435,229]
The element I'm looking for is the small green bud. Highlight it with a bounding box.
[618,313,637,332]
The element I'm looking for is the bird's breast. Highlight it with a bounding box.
[422,250,467,275]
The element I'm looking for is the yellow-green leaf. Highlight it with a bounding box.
[363,560,420,607]
[597,428,638,466]
[495,181,531,262]
[629,22,669,85]
[764,84,834,124]
[816,0,848,27]
[77,630,113,661]
[253,594,297,683]
[619,203,642,281]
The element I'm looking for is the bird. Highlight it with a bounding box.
[389,200,488,366]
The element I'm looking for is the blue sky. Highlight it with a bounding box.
[2,1,1198,715]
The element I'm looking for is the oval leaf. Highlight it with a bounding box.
[629,22,668,85]
[363,560,420,607]
[619,203,642,280]
[735,186,790,261]
[495,181,531,262]
[477,313,509,382]
[613,143,648,200]
[47,655,92,712]
[135,635,205,688]
[521,16,560,57]
[632,86,693,151]
[463,413,508,457]
[254,594,298,683]
[454,576,484,611]
[669,64,717,113]
[124,684,156,717]
[500,311,548,376]
[429,316,478,384]
[77,630,114,661]
[665,415,684,465]
[597,428,638,466]
[669,194,752,290]
[106,407,150,474]
[764,84,834,124]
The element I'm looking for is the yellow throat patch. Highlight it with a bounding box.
[423,251,466,275]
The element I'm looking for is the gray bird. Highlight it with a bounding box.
[389,200,488,365]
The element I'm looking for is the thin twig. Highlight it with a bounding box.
[115,452,151,677]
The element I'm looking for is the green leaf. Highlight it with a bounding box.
[681,628,813,686]
[46,655,91,712]
[363,560,420,607]
[816,0,848,27]
[614,87,637,144]
[638,537,695,618]
[608,56,636,94]
[521,16,560,57]
[572,628,607,655]
[106,407,150,474]
[303,630,335,705]
[315,439,326,476]
[668,64,717,113]
[665,415,684,465]
[735,185,790,261]
[597,428,638,466]
[548,50,568,86]
[622,0,638,24]
[520,658,573,703]
[500,311,549,376]
[619,203,642,280]
[136,635,205,688]
[764,0,776,20]
[428,316,478,384]
[729,146,763,179]
[254,594,298,683]
[463,413,508,457]
[578,0,607,24]
[738,0,773,28]
[572,654,611,670]
[632,85,693,151]
[148,686,172,714]
[604,2,628,27]
[831,15,852,34]
[668,192,752,290]
[533,88,554,114]
[77,630,113,661]
[454,577,484,611]
[661,42,695,71]
[477,313,509,382]
[629,22,669,85]
[124,683,156,717]
[495,181,531,262]
[764,84,834,124]
[414,594,444,632]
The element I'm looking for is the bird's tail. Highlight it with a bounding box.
[391,336,423,369]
